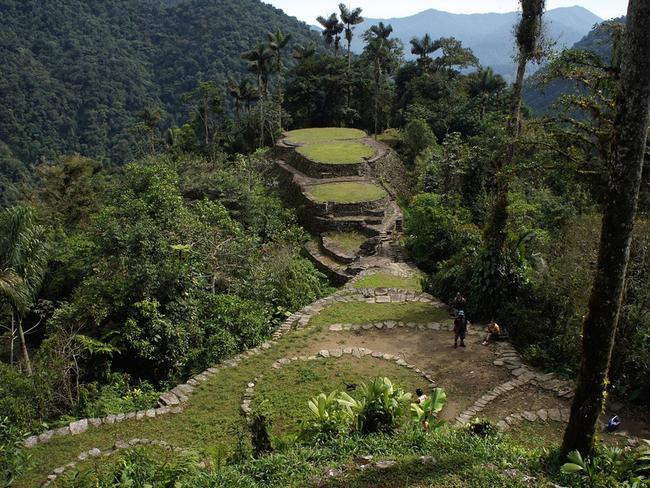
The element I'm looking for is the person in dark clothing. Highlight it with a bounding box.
[453,292,466,315]
[454,310,468,348]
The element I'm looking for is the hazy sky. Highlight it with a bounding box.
[265,1,628,23]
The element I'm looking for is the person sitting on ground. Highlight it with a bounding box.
[415,388,427,404]
[453,292,466,315]
[454,310,468,348]
[482,319,501,345]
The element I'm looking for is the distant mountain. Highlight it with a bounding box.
[0,0,321,165]
[524,17,624,114]
[348,6,601,80]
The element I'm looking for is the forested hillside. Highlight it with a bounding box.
[0,0,320,164]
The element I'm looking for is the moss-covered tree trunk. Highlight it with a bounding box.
[561,0,650,458]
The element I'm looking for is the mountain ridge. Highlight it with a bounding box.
[345,6,602,79]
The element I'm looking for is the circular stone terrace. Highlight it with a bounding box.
[284,128,375,166]
[305,181,387,204]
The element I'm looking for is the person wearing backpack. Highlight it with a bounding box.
[454,310,468,348]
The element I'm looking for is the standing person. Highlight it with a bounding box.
[453,292,466,315]
[482,319,501,345]
[454,310,468,348]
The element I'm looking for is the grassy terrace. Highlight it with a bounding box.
[322,231,368,253]
[253,358,425,438]
[17,272,454,487]
[284,127,366,144]
[307,182,387,204]
[296,141,374,164]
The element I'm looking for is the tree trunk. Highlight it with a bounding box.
[561,0,650,458]
[10,309,15,365]
[16,314,32,375]
[484,55,526,249]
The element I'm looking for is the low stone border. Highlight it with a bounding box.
[42,438,194,487]
[328,320,473,334]
[494,343,575,399]
[240,380,257,420]
[454,343,577,426]
[271,347,437,386]
[24,406,184,449]
[496,407,571,431]
[455,376,533,425]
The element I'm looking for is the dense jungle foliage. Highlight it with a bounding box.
[1,2,650,485]
[0,0,321,165]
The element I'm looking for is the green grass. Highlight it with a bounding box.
[323,231,368,253]
[376,128,401,146]
[309,302,448,330]
[254,358,426,438]
[297,141,374,164]
[353,273,423,292]
[285,127,366,144]
[307,182,387,204]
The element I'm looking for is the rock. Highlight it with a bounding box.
[78,452,89,461]
[330,348,343,358]
[537,409,548,422]
[53,467,66,475]
[105,414,117,425]
[114,440,130,449]
[548,408,562,422]
[38,430,54,443]
[157,406,171,415]
[375,460,397,470]
[521,411,538,422]
[329,324,343,331]
[420,456,436,465]
[159,392,180,407]
[355,454,373,466]
[371,351,383,358]
[55,426,71,436]
[319,350,330,358]
[88,448,101,458]
[145,409,156,418]
[24,435,38,448]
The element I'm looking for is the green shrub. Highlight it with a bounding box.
[78,373,160,419]
[402,119,436,164]
[405,193,480,273]
[0,416,30,486]
[339,377,412,435]
[0,362,54,431]
[299,392,354,444]
[55,448,200,487]
[561,442,650,487]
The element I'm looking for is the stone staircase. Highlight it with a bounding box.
[273,129,408,284]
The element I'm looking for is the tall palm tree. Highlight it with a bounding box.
[339,4,363,116]
[363,22,402,137]
[227,77,245,121]
[227,77,259,118]
[267,28,292,131]
[339,3,364,68]
[292,43,316,61]
[317,13,344,56]
[0,205,49,375]
[242,44,274,147]
[410,34,438,69]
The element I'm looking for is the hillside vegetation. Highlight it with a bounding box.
[0,0,320,164]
